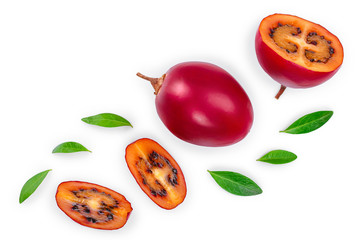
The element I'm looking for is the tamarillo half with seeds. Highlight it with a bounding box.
[125,138,186,210]
[137,62,253,147]
[255,14,344,99]
[55,181,132,230]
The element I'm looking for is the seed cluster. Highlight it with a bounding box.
[305,32,334,63]
[70,188,119,223]
[269,23,301,53]
[269,23,335,63]
[137,151,179,197]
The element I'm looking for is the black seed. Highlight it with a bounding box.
[155,180,161,185]
[72,205,78,210]
[310,41,317,46]
[98,210,104,215]
[317,60,322,63]
[92,188,98,192]
[172,178,178,185]
[286,49,290,53]
[270,28,275,33]
[157,162,164,168]
[297,27,302,34]
[269,33,273,37]
[157,190,167,197]
[151,190,157,196]
[168,176,175,186]
[150,151,159,160]
[278,22,283,27]
[101,201,107,206]
[327,40,332,44]
[86,217,97,223]
[172,168,177,174]
[309,32,317,36]
[146,168,153,174]
[142,179,146,185]
[115,200,119,205]
[320,35,325,39]
[107,214,114,220]
[84,208,90,213]
[329,47,335,54]
[79,188,84,191]
[310,59,315,62]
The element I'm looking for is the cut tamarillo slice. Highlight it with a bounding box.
[55,181,132,230]
[255,14,344,99]
[125,138,186,210]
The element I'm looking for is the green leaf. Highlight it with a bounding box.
[52,141,91,153]
[19,169,52,204]
[257,150,297,164]
[81,113,132,128]
[280,111,333,134]
[207,170,262,196]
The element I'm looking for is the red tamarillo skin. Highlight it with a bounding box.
[137,62,253,147]
[255,14,344,98]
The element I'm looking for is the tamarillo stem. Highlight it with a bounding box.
[136,72,166,95]
[275,85,286,99]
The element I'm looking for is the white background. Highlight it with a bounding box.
[1,0,359,239]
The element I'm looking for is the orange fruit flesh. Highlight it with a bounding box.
[126,138,186,209]
[56,182,132,230]
[260,14,343,72]
[136,150,180,199]
[59,189,122,223]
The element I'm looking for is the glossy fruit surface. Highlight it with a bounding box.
[255,14,344,98]
[125,138,186,209]
[137,62,253,147]
[55,181,132,230]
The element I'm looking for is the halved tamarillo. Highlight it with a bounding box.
[255,14,344,99]
[125,138,186,210]
[55,181,132,230]
[137,61,253,147]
